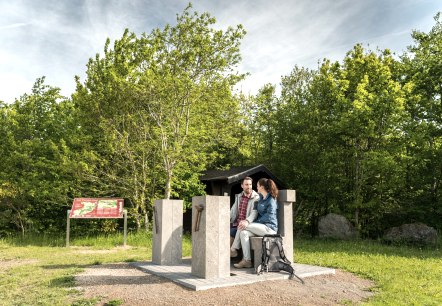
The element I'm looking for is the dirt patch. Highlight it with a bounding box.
[71,246,132,254]
[74,250,119,255]
[0,259,39,269]
[74,263,375,305]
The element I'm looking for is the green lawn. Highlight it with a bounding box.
[295,239,442,305]
[0,233,440,305]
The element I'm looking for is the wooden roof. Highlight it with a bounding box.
[200,164,286,188]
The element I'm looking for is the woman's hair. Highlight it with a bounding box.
[258,178,278,198]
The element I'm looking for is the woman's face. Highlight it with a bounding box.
[257,183,263,193]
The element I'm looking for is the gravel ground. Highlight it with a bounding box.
[74,263,375,305]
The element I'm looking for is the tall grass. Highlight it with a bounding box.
[0,233,441,305]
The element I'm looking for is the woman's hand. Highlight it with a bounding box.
[238,220,249,230]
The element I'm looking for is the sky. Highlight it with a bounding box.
[1,0,441,103]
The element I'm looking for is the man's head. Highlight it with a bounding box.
[241,177,253,195]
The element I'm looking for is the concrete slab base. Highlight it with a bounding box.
[130,258,335,291]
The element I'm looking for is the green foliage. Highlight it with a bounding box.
[269,46,409,237]
[241,84,279,168]
[0,78,76,235]
[1,5,442,239]
[239,13,442,236]
[73,4,246,228]
[105,299,124,306]
[398,12,442,229]
[71,298,101,306]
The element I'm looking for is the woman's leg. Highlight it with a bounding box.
[239,223,276,261]
[246,222,277,236]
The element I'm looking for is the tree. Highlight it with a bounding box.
[400,12,442,228]
[132,5,246,199]
[272,46,409,237]
[272,66,321,234]
[242,84,278,167]
[74,5,246,230]
[0,78,75,234]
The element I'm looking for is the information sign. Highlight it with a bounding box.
[69,198,124,218]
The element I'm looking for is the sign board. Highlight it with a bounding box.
[69,198,124,218]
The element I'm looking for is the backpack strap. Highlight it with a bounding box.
[259,234,280,273]
[274,238,291,264]
[270,235,305,284]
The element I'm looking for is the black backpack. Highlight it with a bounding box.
[256,234,304,283]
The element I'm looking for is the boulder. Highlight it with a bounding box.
[383,223,438,245]
[318,213,357,240]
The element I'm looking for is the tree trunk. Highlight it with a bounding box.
[165,171,172,199]
[354,207,359,230]
[135,210,141,230]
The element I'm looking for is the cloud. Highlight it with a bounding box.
[0,0,441,102]
[213,0,371,94]
[0,23,29,30]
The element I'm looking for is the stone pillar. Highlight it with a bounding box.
[152,199,183,265]
[191,195,230,279]
[278,190,296,262]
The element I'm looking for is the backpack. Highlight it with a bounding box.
[256,234,304,283]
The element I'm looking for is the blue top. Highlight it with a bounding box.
[255,193,278,232]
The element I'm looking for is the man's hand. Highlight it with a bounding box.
[238,220,249,230]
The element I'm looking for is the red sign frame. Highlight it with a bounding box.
[69,198,124,218]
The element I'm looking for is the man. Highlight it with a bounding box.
[229,177,259,257]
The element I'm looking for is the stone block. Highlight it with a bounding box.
[250,236,263,269]
[191,195,230,279]
[152,199,183,265]
[278,189,296,203]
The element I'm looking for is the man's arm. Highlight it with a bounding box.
[230,194,239,223]
[240,206,257,229]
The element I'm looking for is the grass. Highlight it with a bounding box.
[0,231,153,305]
[295,238,442,305]
[0,232,441,305]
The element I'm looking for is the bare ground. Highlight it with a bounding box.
[74,263,375,306]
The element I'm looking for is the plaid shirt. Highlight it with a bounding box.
[236,192,251,224]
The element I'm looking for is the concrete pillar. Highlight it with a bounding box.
[278,190,296,262]
[152,199,183,265]
[191,195,230,279]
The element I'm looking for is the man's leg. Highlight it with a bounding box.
[234,223,276,268]
[230,227,237,247]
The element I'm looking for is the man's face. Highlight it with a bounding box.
[241,179,253,195]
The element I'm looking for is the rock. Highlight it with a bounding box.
[383,223,438,245]
[318,213,357,240]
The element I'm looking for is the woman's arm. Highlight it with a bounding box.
[266,197,277,216]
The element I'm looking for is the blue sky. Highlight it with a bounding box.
[1,0,441,103]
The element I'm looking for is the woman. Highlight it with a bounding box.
[231,177,278,268]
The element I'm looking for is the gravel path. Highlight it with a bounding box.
[74,263,375,305]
